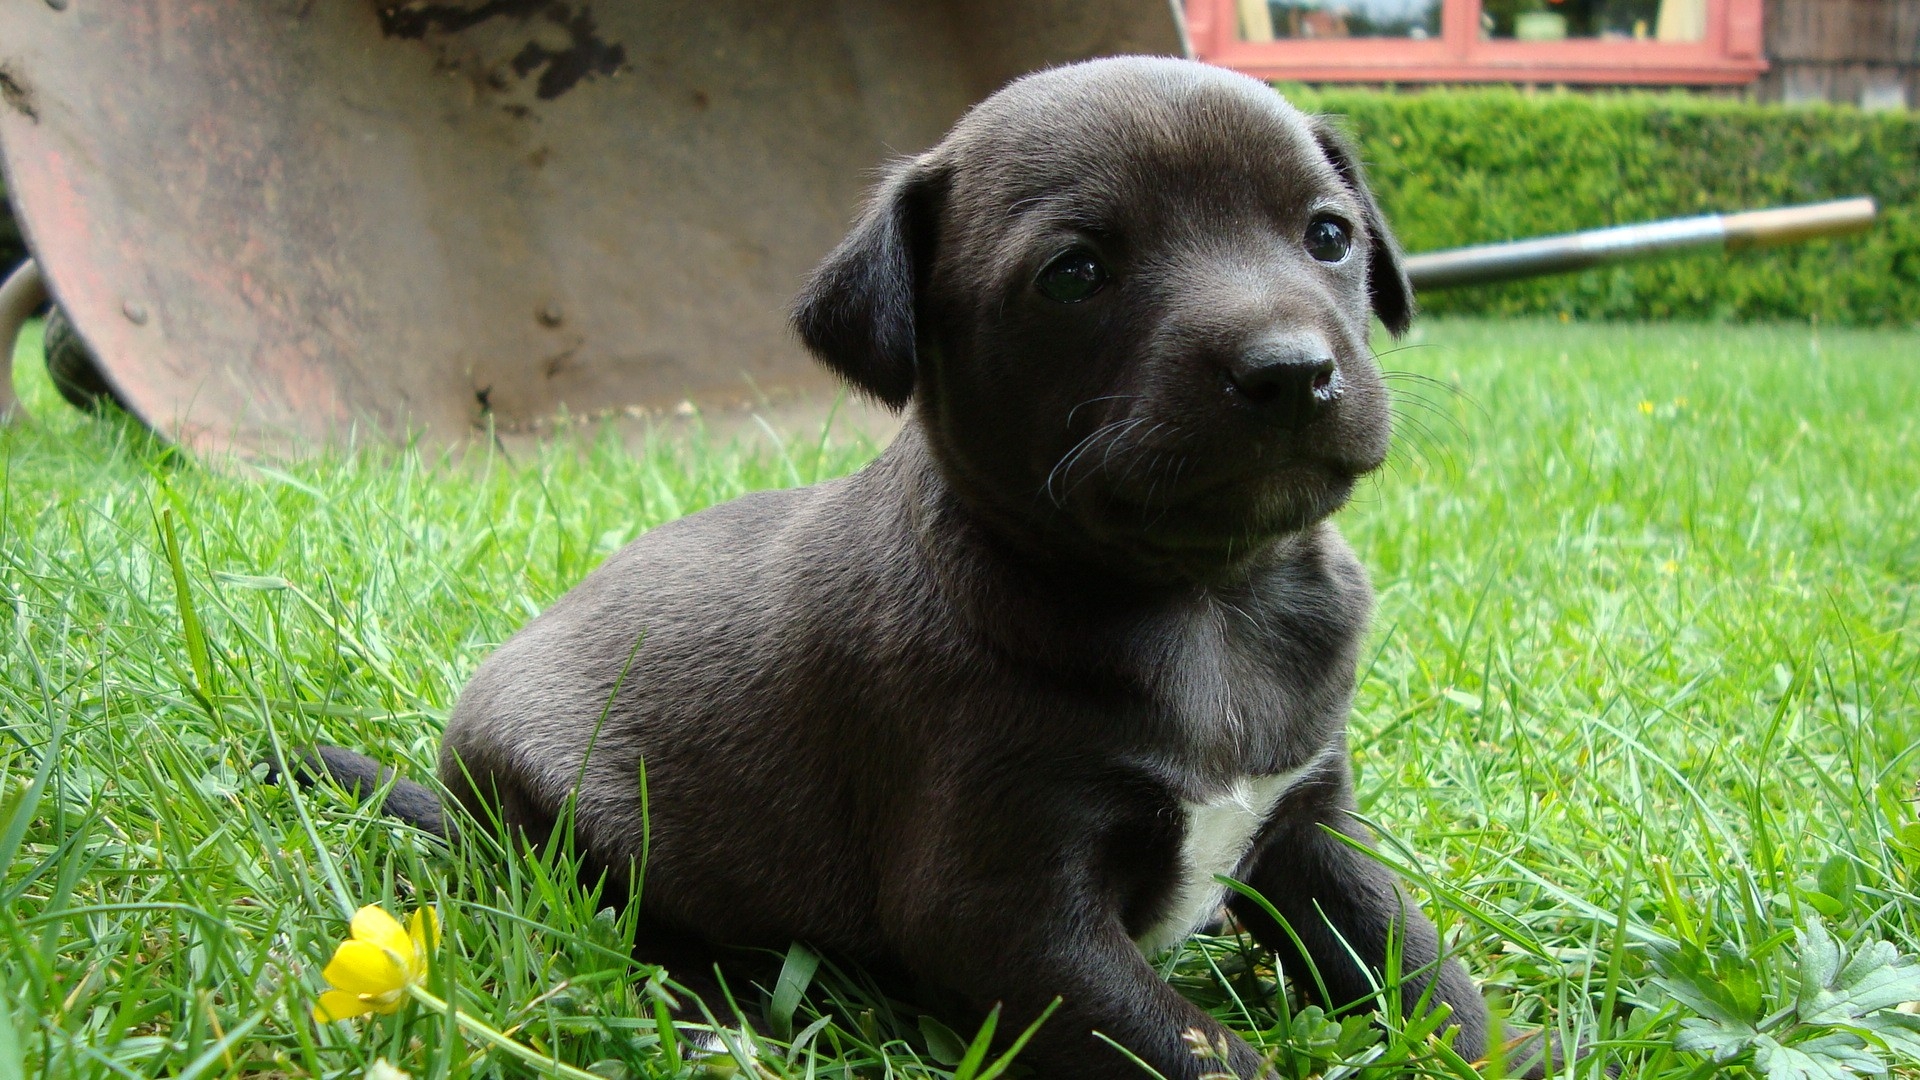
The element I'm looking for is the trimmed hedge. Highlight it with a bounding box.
[1287,86,1920,325]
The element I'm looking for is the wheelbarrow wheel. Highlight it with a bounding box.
[44,305,130,414]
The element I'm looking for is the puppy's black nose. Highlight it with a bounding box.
[1226,336,1339,423]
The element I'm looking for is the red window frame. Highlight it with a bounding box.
[1185,0,1766,84]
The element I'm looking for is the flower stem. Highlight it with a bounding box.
[407,985,605,1080]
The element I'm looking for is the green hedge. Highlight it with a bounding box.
[1287,86,1920,325]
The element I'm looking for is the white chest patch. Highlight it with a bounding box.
[1133,750,1333,956]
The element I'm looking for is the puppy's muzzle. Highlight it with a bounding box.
[1225,332,1341,428]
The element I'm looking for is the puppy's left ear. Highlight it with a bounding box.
[792,156,947,410]
[1309,118,1414,337]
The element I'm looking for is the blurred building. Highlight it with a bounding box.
[1187,0,1917,108]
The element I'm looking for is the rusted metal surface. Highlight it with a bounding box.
[0,1,1178,455]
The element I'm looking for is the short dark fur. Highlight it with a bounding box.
[311,59,1558,1078]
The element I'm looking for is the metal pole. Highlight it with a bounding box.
[1404,197,1878,291]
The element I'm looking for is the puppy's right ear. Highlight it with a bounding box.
[792,157,944,410]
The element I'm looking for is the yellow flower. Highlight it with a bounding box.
[1638,400,1655,415]
[313,905,438,1023]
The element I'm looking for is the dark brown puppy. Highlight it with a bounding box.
[336,57,1514,1078]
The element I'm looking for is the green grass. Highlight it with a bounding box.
[3,315,1918,1078]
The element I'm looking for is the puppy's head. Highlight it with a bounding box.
[795,57,1409,579]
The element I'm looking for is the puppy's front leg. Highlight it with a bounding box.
[899,916,1266,1080]
[1229,763,1491,1063]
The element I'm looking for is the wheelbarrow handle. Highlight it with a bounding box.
[1722,197,1878,249]
[1404,197,1879,291]
[1,258,47,424]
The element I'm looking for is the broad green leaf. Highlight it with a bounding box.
[1754,1035,1858,1080]
[1792,919,1920,1026]
[1651,941,1763,1027]
[1789,1032,1887,1077]
[1855,1011,1920,1061]
[1835,941,1901,996]
[1675,1017,1758,1064]
[1335,1013,1384,1059]
[1799,919,1844,1018]
[1805,954,1920,1025]
[1815,856,1856,907]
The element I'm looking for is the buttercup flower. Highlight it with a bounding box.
[310,903,601,1079]
[313,905,438,1022]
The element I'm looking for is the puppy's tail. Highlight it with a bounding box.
[265,745,452,839]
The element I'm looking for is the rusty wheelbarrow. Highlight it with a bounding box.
[0,0,1183,454]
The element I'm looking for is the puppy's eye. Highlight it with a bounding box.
[1305,218,1352,263]
[1036,250,1109,303]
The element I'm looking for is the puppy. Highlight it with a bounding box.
[324,57,1528,1079]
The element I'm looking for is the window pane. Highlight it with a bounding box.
[1479,0,1706,40]
[1238,0,1443,40]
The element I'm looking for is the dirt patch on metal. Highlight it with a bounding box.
[508,7,623,98]
[376,1,624,100]
[0,65,39,123]
[377,0,550,37]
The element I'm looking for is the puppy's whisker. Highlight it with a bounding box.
[1378,365,1485,418]
[1369,341,1441,360]
[1384,382,1468,442]
[1146,438,1201,528]
[1386,407,1446,454]
[1070,416,1148,477]
[1141,424,1198,513]
[1065,394,1142,428]
[1137,453,1169,523]
[1387,387,1461,419]
[1106,421,1168,476]
[1045,416,1148,506]
[1384,412,1456,476]
[1045,418,1131,502]
[1075,420,1170,504]
[1380,374,1466,409]
[1387,393,1466,439]
[1377,367,1454,387]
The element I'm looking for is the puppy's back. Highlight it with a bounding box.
[439,455,935,949]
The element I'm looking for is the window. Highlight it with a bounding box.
[1186,0,1766,84]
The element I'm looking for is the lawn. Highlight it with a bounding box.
[3,315,1918,1079]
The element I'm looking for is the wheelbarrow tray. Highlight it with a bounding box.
[0,1,1177,454]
